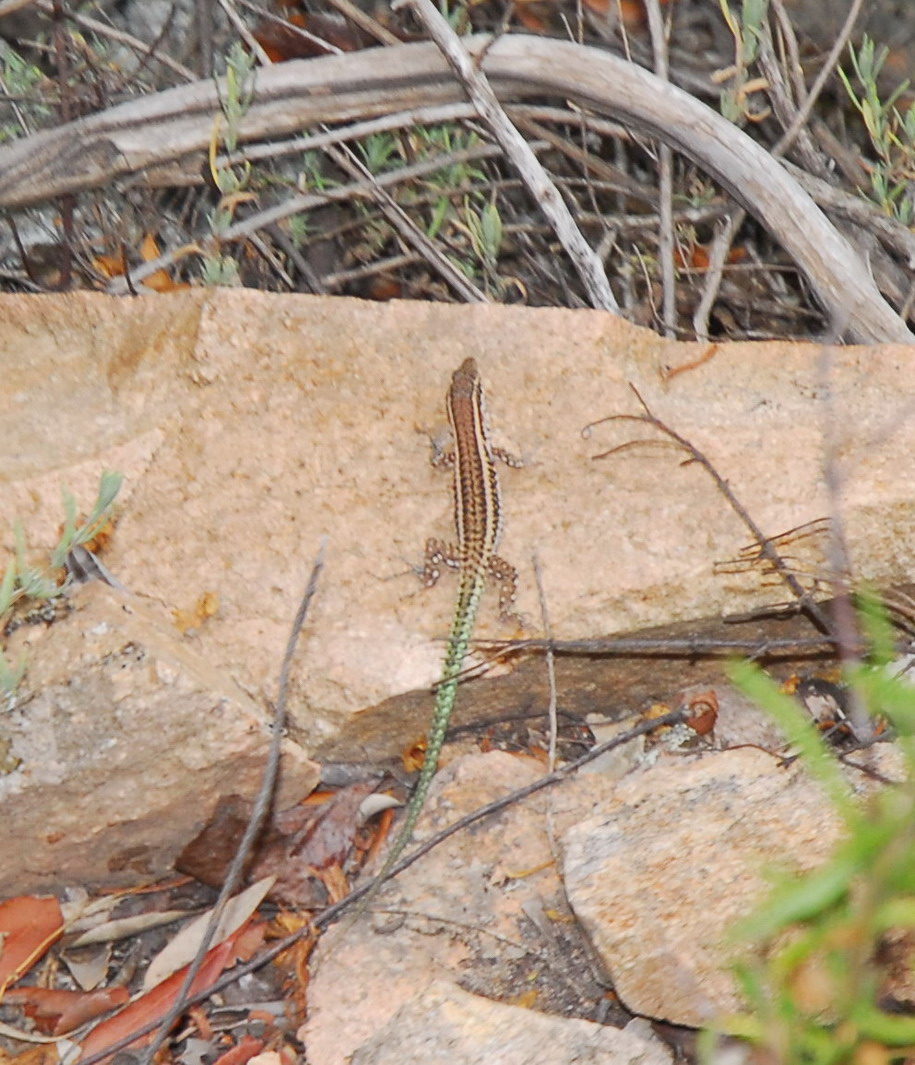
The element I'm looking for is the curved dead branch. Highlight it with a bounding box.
[0,34,908,343]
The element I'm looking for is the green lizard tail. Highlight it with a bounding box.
[351,569,485,920]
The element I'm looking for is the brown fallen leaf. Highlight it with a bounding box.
[142,878,274,991]
[177,782,374,907]
[77,920,265,1065]
[3,986,130,1036]
[0,896,65,996]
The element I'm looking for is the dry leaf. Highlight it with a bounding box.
[78,921,265,1065]
[142,878,274,991]
[0,896,65,995]
[3,986,129,1036]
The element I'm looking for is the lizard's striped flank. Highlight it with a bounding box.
[351,358,514,922]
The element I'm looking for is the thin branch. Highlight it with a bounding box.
[817,347,871,739]
[137,540,328,1065]
[770,0,865,160]
[324,139,488,303]
[755,18,831,179]
[217,102,479,170]
[214,0,273,67]
[235,0,344,56]
[394,0,620,313]
[692,210,745,340]
[783,159,915,267]
[509,113,655,205]
[478,635,848,657]
[0,35,908,340]
[323,0,401,46]
[35,0,197,81]
[531,552,558,771]
[585,389,834,634]
[107,135,534,293]
[644,0,676,338]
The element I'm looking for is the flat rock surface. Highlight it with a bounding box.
[348,981,673,1065]
[0,582,318,895]
[4,291,915,755]
[1,289,913,897]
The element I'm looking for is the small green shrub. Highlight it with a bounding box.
[711,593,915,1062]
[1,471,123,698]
[839,35,915,225]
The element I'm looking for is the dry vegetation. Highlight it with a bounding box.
[0,0,913,342]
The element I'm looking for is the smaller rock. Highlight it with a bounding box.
[349,980,673,1065]
[0,582,318,896]
[561,746,898,1027]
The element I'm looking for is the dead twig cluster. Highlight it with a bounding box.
[0,2,912,341]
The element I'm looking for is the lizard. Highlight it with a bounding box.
[352,356,517,921]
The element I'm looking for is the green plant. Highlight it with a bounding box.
[0,647,26,701]
[348,123,489,249]
[0,471,123,698]
[717,0,772,123]
[710,593,915,1062]
[412,125,485,240]
[199,254,241,286]
[0,43,52,142]
[358,132,401,174]
[50,471,122,569]
[0,558,25,699]
[219,41,257,156]
[457,197,505,296]
[202,41,257,282]
[299,150,337,194]
[839,35,915,225]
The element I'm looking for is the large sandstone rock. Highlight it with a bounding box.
[1,290,913,892]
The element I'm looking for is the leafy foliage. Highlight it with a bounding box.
[0,471,123,698]
[839,35,915,225]
[714,594,915,1062]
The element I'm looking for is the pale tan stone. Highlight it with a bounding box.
[1,289,913,897]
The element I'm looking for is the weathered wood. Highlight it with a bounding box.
[0,35,908,343]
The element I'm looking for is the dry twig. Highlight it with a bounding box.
[136,541,327,1065]
[395,0,620,313]
[585,387,834,634]
[0,36,905,340]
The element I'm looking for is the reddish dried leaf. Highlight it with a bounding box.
[313,862,350,907]
[93,253,127,279]
[685,689,720,736]
[4,986,130,1035]
[252,11,367,60]
[93,234,187,292]
[0,1042,60,1065]
[177,783,373,908]
[77,921,265,1065]
[401,741,426,774]
[143,878,272,992]
[674,242,748,270]
[0,895,64,994]
[139,234,189,293]
[512,1,552,33]
[187,1004,214,1041]
[211,1035,264,1065]
[361,276,404,301]
[233,921,267,961]
[279,783,374,871]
